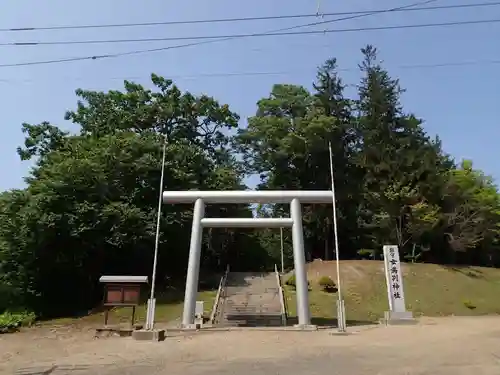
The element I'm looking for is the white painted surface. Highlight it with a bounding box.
[163,190,334,204]
[383,245,407,313]
[195,301,204,317]
[200,217,293,228]
[99,275,148,283]
[145,298,156,330]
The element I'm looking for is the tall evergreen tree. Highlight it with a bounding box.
[355,45,449,258]
[312,58,359,259]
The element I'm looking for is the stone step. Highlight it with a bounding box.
[224,307,281,312]
[224,297,280,303]
[224,299,280,303]
[220,316,283,327]
[224,290,279,295]
[224,296,280,300]
[224,304,281,308]
[215,271,286,327]
[223,313,281,318]
[225,305,281,308]
[225,293,278,296]
[223,307,282,313]
[224,302,280,306]
[220,322,283,327]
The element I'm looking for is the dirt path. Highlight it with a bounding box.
[2,316,500,374]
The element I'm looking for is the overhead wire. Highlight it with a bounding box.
[2,1,498,32]
[1,59,499,84]
[5,18,500,46]
[0,0,437,68]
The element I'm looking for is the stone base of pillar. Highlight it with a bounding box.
[292,324,318,331]
[382,311,416,325]
[132,329,166,342]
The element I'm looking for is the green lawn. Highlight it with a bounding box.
[283,261,500,325]
[44,289,217,327]
[41,261,500,329]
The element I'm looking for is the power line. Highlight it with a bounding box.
[2,59,499,84]
[4,18,499,47]
[5,1,436,47]
[3,2,499,32]
[0,1,437,68]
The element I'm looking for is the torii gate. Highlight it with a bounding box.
[162,190,333,328]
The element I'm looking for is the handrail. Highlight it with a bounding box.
[281,275,289,321]
[274,264,287,326]
[210,264,230,324]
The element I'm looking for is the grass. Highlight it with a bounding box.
[31,261,500,329]
[44,289,217,327]
[283,260,500,325]
[0,311,36,333]
[284,286,343,325]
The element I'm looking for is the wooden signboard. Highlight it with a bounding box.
[99,276,148,326]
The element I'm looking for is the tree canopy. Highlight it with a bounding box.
[1,45,499,317]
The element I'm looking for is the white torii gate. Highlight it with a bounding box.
[162,190,334,328]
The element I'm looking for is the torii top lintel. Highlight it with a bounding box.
[162,190,333,204]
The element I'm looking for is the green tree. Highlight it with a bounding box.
[354,45,450,259]
[0,74,254,317]
[437,160,500,264]
[2,48,500,320]
[237,81,355,260]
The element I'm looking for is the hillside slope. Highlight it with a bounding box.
[283,260,500,323]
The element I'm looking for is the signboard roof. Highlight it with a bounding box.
[99,275,148,283]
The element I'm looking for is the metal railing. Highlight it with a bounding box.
[274,264,287,326]
[210,264,230,324]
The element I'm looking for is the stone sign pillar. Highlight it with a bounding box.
[382,245,414,323]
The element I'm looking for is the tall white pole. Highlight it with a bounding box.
[280,216,284,274]
[290,199,311,326]
[328,142,345,331]
[146,136,167,330]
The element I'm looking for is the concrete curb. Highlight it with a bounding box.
[132,329,166,342]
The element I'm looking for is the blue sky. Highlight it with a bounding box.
[0,0,498,191]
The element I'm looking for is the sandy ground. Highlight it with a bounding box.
[2,316,500,375]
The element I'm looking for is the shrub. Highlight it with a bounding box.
[0,311,36,334]
[318,276,337,293]
[285,274,296,287]
[285,274,310,289]
[463,300,477,310]
[357,249,375,259]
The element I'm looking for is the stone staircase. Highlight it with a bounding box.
[215,272,285,327]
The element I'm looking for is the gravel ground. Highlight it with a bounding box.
[2,316,500,374]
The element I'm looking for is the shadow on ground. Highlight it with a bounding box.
[287,316,375,327]
[443,265,484,279]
